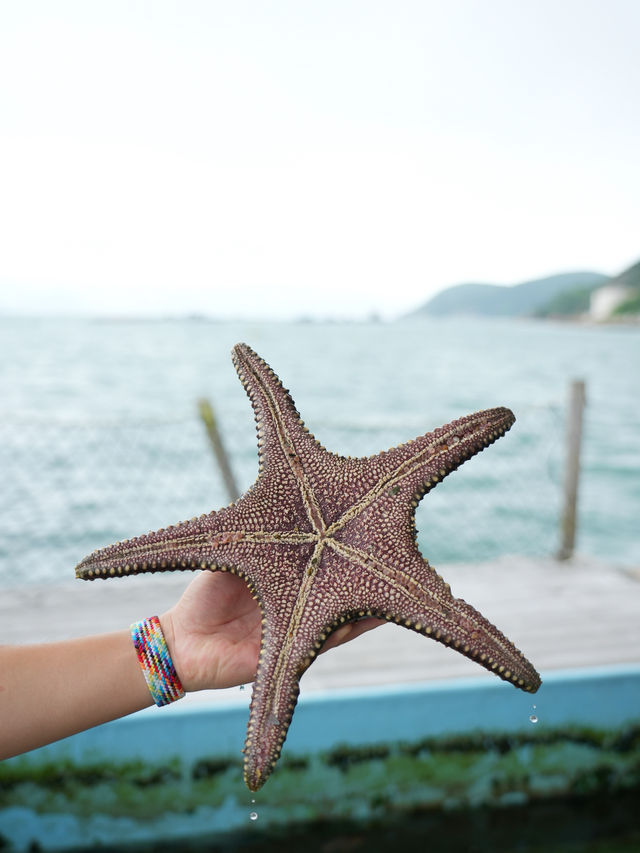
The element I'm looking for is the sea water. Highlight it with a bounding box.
[0,315,638,586]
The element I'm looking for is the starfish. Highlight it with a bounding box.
[76,343,541,790]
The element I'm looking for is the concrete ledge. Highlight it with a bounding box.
[2,664,639,852]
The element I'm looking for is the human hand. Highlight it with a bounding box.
[161,570,383,692]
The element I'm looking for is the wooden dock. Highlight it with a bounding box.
[2,554,638,707]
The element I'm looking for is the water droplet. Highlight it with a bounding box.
[529,714,538,724]
[251,798,256,804]
[239,684,245,691]
[249,811,258,821]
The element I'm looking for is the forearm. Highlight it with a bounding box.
[0,629,153,760]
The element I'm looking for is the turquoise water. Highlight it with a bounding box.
[0,316,638,585]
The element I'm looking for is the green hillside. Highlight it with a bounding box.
[533,285,599,318]
[536,258,640,318]
[610,259,640,316]
[612,258,640,289]
[613,291,640,316]
[410,272,607,318]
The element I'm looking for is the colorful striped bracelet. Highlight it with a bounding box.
[130,616,185,706]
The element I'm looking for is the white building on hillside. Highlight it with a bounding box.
[590,284,633,320]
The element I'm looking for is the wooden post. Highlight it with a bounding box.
[197,397,240,504]
[557,379,586,561]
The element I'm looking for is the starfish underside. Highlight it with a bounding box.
[76,343,541,790]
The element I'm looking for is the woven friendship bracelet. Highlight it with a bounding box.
[130,616,185,706]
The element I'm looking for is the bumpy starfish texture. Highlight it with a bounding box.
[76,343,541,790]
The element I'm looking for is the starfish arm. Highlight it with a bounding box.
[242,546,373,791]
[327,537,540,693]
[232,343,346,534]
[74,503,258,580]
[323,543,540,692]
[394,588,541,693]
[385,406,516,489]
[73,469,324,582]
[314,539,540,693]
[241,550,328,791]
[375,560,540,692]
[75,517,213,580]
[328,407,515,536]
[242,608,307,791]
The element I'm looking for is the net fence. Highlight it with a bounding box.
[0,400,570,587]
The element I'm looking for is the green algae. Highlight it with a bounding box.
[0,755,243,819]
[1,723,639,824]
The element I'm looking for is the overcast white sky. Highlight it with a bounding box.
[1,0,639,319]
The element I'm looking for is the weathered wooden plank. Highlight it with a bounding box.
[1,555,638,705]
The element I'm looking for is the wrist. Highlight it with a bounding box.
[130,616,185,706]
[157,612,178,678]
[158,609,194,693]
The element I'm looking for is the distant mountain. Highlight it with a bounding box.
[409,272,608,318]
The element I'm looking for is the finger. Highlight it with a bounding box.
[321,617,385,653]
